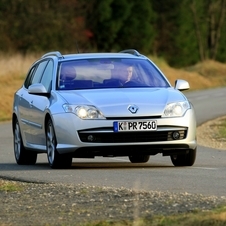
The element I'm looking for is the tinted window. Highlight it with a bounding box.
[31,60,49,85]
[24,66,36,89]
[40,60,54,92]
[57,58,170,90]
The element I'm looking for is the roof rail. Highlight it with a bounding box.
[119,49,141,56]
[41,51,63,59]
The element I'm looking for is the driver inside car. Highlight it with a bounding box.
[120,65,134,84]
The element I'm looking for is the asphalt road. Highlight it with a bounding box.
[1,87,226,197]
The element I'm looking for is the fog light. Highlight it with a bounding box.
[172,131,180,140]
[87,135,95,142]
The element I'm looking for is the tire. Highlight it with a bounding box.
[46,119,72,169]
[170,148,197,166]
[13,119,37,165]
[129,155,150,163]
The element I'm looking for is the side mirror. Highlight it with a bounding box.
[174,79,190,91]
[28,83,49,96]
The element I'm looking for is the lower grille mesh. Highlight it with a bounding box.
[79,130,187,143]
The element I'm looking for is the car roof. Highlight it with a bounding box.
[41,49,148,61]
[63,52,145,59]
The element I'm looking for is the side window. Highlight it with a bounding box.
[24,66,36,89]
[31,60,49,85]
[40,60,54,92]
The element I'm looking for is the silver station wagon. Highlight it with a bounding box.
[12,49,197,168]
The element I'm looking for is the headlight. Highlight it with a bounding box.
[63,104,105,119]
[163,101,190,117]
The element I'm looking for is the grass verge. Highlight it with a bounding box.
[0,179,23,192]
[219,119,226,138]
[81,207,226,226]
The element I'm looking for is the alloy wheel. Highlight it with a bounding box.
[46,121,56,165]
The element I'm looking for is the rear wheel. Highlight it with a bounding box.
[46,119,72,169]
[129,155,150,163]
[170,148,196,166]
[13,119,37,165]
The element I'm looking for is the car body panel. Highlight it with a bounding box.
[51,108,196,153]
[57,88,186,117]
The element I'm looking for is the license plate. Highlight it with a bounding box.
[113,120,157,132]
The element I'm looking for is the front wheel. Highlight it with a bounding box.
[170,148,196,166]
[13,119,37,165]
[129,155,150,163]
[46,119,72,169]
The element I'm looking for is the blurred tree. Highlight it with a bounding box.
[217,16,226,62]
[83,0,155,53]
[151,0,182,61]
[0,0,16,51]
[116,0,156,54]
[171,0,200,67]
[0,0,88,53]
[84,0,130,51]
[151,0,226,66]
[190,0,226,61]
[0,0,225,66]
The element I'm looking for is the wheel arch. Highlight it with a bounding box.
[12,113,17,132]
[44,113,52,133]
[44,113,59,143]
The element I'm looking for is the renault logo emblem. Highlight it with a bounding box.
[128,105,138,114]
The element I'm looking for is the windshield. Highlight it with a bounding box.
[57,58,170,90]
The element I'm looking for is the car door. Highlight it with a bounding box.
[19,60,49,146]
[28,60,54,147]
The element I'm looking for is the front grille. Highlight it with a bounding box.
[106,116,161,120]
[78,130,187,143]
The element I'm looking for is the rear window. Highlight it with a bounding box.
[57,58,170,90]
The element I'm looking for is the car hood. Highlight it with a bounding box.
[58,88,187,117]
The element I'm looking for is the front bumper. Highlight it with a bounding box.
[52,108,197,155]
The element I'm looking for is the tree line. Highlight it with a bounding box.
[0,0,225,67]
